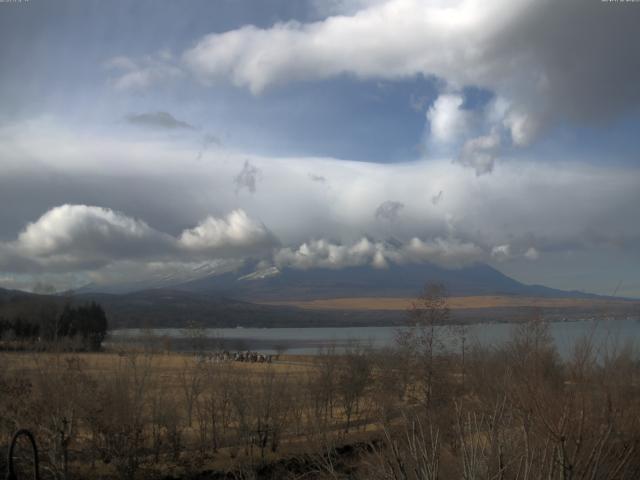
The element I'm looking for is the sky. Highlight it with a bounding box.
[0,0,639,297]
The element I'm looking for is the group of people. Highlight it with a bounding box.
[196,350,273,364]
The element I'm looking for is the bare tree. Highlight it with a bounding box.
[179,357,205,428]
[185,320,207,355]
[90,353,153,480]
[310,345,339,426]
[337,344,372,433]
[397,282,451,408]
[367,417,441,480]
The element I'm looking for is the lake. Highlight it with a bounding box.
[110,317,640,358]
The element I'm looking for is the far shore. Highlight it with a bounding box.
[259,295,640,311]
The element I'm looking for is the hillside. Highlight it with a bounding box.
[72,289,407,329]
[174,262,601,301]
[2,282,638,330]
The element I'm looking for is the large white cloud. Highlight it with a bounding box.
[182,0,640,147]
[427,94,472,145]
[0,204,277,275]
[2,121,638,252]
[96,1,640,177]
[15,204,169,259]
[273,236,484,271]
[183,0,522,94]
[275,238,389,270]
[0,121,638,293]
[179,209,277,254]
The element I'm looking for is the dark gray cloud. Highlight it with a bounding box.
[375,200,404,222]
[456,131,501,176]
[196,133,222,160]
[234,160,261,194]
[308,173,327,183]
[126,111,194,130]
[497,0,640,123]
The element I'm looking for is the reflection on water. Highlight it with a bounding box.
[110,317,640,357]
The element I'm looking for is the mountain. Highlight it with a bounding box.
[3,272,636,330]
[0,285,399,329]
[0,287,16,300]
[74,262,233,295]
[70,289,406,329]
[73,263,627,328]
[173,262,599,301]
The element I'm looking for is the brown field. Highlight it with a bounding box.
[260,295,639,311]
[0,348,393,479]
[4,316,640,479]
[1,350,315,378]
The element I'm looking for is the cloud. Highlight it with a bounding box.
[196,133,222,160]
[375,200,404,222]
[456,130,501,175]
[85,258,243,291]
[399,237,483,267]
[179,209,277,255]
[309,173,327,183]
[126,111,194,130]
[274,238,385,270]
[0,203,483,288]
[105,52,182,91]
[427,94,471,144]
[491,244,511,262]
[504,110,539,147]
[182,0,640,140]
[3,121,639,258]
[524,247,539,261]
[426,93,509,174]
[234,160,261,194]
[492,244,541,262]
[0,204,277,275]
[1,120,639,293]
[274,236,484,270]
[409,93,431,113]
[431,190,443,205]
[0,274,79,294]
[6,204,173,271]
[310,0,387,18]
[104,56,137,71]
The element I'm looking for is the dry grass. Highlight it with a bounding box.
[3,316,640,479]
[1,348,400,479]
[259,295,640,311]
[2,350,314,381]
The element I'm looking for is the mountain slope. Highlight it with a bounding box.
[3,280,636,330]
[73,289,404,329]
[174,262,598,301]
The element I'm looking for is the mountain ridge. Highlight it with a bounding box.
[169,261,606,301]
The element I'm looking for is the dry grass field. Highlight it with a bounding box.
[3,314,640,479]
[1,350,315,384]
[261,295,640,311]
[0,348,394,479]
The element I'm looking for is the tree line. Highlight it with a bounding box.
[0,300,108,351]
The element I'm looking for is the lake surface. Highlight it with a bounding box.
[110,317,640,358]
